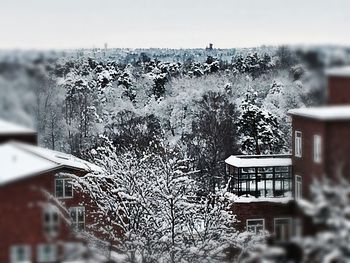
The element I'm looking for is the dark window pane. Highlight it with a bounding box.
[70,209,76,221]
[44,213,50,223]
[65,180,73,197]
[78,222,85,231]
[18,247,25,260]
[77,208,84,222]
[55,179,64,197]
[53,212,58,223]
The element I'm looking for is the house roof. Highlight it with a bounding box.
[326,66,350,77]
[288,105,350,121]
[15,142,101,172]
[0,142,101,186]
[225,155,292,168]
[0,119,36,135]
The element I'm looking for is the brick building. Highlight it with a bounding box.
[0,121,101,263]
[225,66,350,240]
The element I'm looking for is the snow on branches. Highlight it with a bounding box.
[238,92,286,155]
[76,136,256,262]
[298,178,350,262]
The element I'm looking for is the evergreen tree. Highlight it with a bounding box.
[238,93,286,155]
[187,91,239,193]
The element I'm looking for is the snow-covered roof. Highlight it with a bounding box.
[0,142,101,186]
[326,66,350,77]
[225,155,292,168]
[288,105,350,121]
[0,143,58,185]
[225,192,293,204]
[0,119,36,135]
[15,142,102,172]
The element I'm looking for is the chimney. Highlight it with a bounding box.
[326,66,350,105]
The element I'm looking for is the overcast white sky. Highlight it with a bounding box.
[1,0,349,49]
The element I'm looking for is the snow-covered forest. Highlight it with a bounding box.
[1,45,350,262]
[1,45,348,191]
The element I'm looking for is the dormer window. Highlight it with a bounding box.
[55,178,73,198]
[295,131,302,158]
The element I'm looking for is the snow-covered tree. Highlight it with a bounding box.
[118,64,136,102]
[75,136,256,263]
[187,91,239,193]
[297,178,350,262]
[238,92,286,155]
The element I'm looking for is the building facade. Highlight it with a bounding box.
[226,67,350,240]
[0,122,101,263]
[225,154,299,241]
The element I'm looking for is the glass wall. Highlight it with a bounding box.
[229,166,292,197]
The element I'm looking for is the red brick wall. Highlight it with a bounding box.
[0,168,92,263]
[328,76,350,105]
[292,116,350,194]
[325,121,350,179]
[290,117,350,237]
[232,202,296,233]
[292,116,326,198]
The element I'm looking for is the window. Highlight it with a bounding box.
[37,244,57,263]
[246,219,265,234]
[64,243,85,260]
[69,207,85,231]
[55,178,73,198]
[295,131,302,157]
[232,166,292,198]
[274,218,292,242]
[43,205,59,236]
[313,134,322,163]
[295,175,302,200]
[294,218,303,238]
[10,245,31,263]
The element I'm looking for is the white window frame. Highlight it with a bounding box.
[10,245,31,263]
[313,134,322,163]
[43,204,59,237]
[246,218,265,234]
[55,177,73,199]
[37,244,57,263]
[295,131,302,158]
[274,217,292,242]
[69,207,85,231]
[295,175,302,200]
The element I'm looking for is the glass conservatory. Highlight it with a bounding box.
[225,155,292,198]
